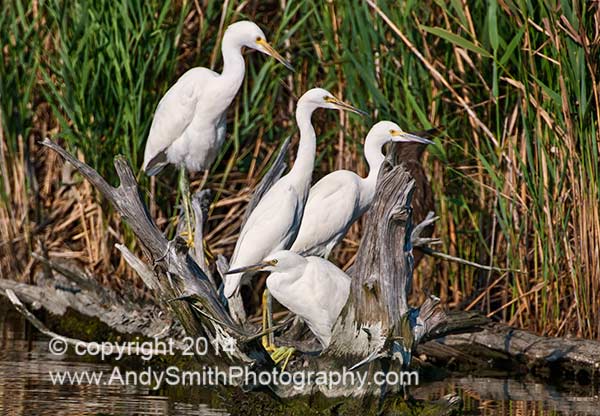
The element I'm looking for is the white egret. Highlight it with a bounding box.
[224,88,364,298]
[226,250,351,365]
[224,88,364,359]
[141,21,293,244]
[290,121,433,257]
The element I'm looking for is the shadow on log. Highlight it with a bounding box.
[392,127,443,267]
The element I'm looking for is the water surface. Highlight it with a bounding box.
[0,299,597,415]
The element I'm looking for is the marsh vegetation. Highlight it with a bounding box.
[1,0,599,340]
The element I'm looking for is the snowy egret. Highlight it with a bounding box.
[226,250,351,365]
[141,21,293,244]
[224,88,364,359]
[290,121,433,257]
[224,88,364,299]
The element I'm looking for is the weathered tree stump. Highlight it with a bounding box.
[319,157,446,396]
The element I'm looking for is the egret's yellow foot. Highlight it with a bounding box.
[179,230,195,248]
[269,346,295,371]
[261,289,295,370]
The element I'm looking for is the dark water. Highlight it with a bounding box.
[0,299,598,415]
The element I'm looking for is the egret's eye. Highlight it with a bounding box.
[389,129,395,134]
[272,259,278,265]
[256,37,262,42]
[324,96,334,102]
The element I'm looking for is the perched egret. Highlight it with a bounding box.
[290,121,433,257]
[141,21,293,244]
[227,250,351,365]
[224,88,364,359]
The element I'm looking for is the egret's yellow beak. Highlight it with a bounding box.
[324,96,369,116]
[390,130,434,145]
[226,259,277,275]
[256,39,294,71]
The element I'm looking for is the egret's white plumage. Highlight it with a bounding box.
[227,250,351,347]
[224,88,364,298]
[142,21,292,175]
[290,121,433,257]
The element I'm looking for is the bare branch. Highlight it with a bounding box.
[41,138,266,362]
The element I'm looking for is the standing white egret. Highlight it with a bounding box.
[226,250,351,366]
[141,21,293,244]
[224,88,364,358]
[290,121,433,257]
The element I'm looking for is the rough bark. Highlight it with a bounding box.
[421,320,600,372]
[0,274,179,339]
[324,158,446,388]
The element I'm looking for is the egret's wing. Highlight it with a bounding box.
[215,111,227,147]
[285,258,350,346]
[291,171,361,255]
[312,258,351,324]
[224,180,301,298]
[274,270,330,345]
[241,137,291,229]
[235,180,301,259]
[142,68,215,175]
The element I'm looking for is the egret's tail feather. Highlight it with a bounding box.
[223,273,242,298]
[143,151,168,176]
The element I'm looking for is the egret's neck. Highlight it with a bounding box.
[219,37,246,100]
[288,103,317,189]
[364,136,387,186]
[358,136,387,208]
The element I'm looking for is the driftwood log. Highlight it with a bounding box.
[2,138,598,400]
[39,139,269,366]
